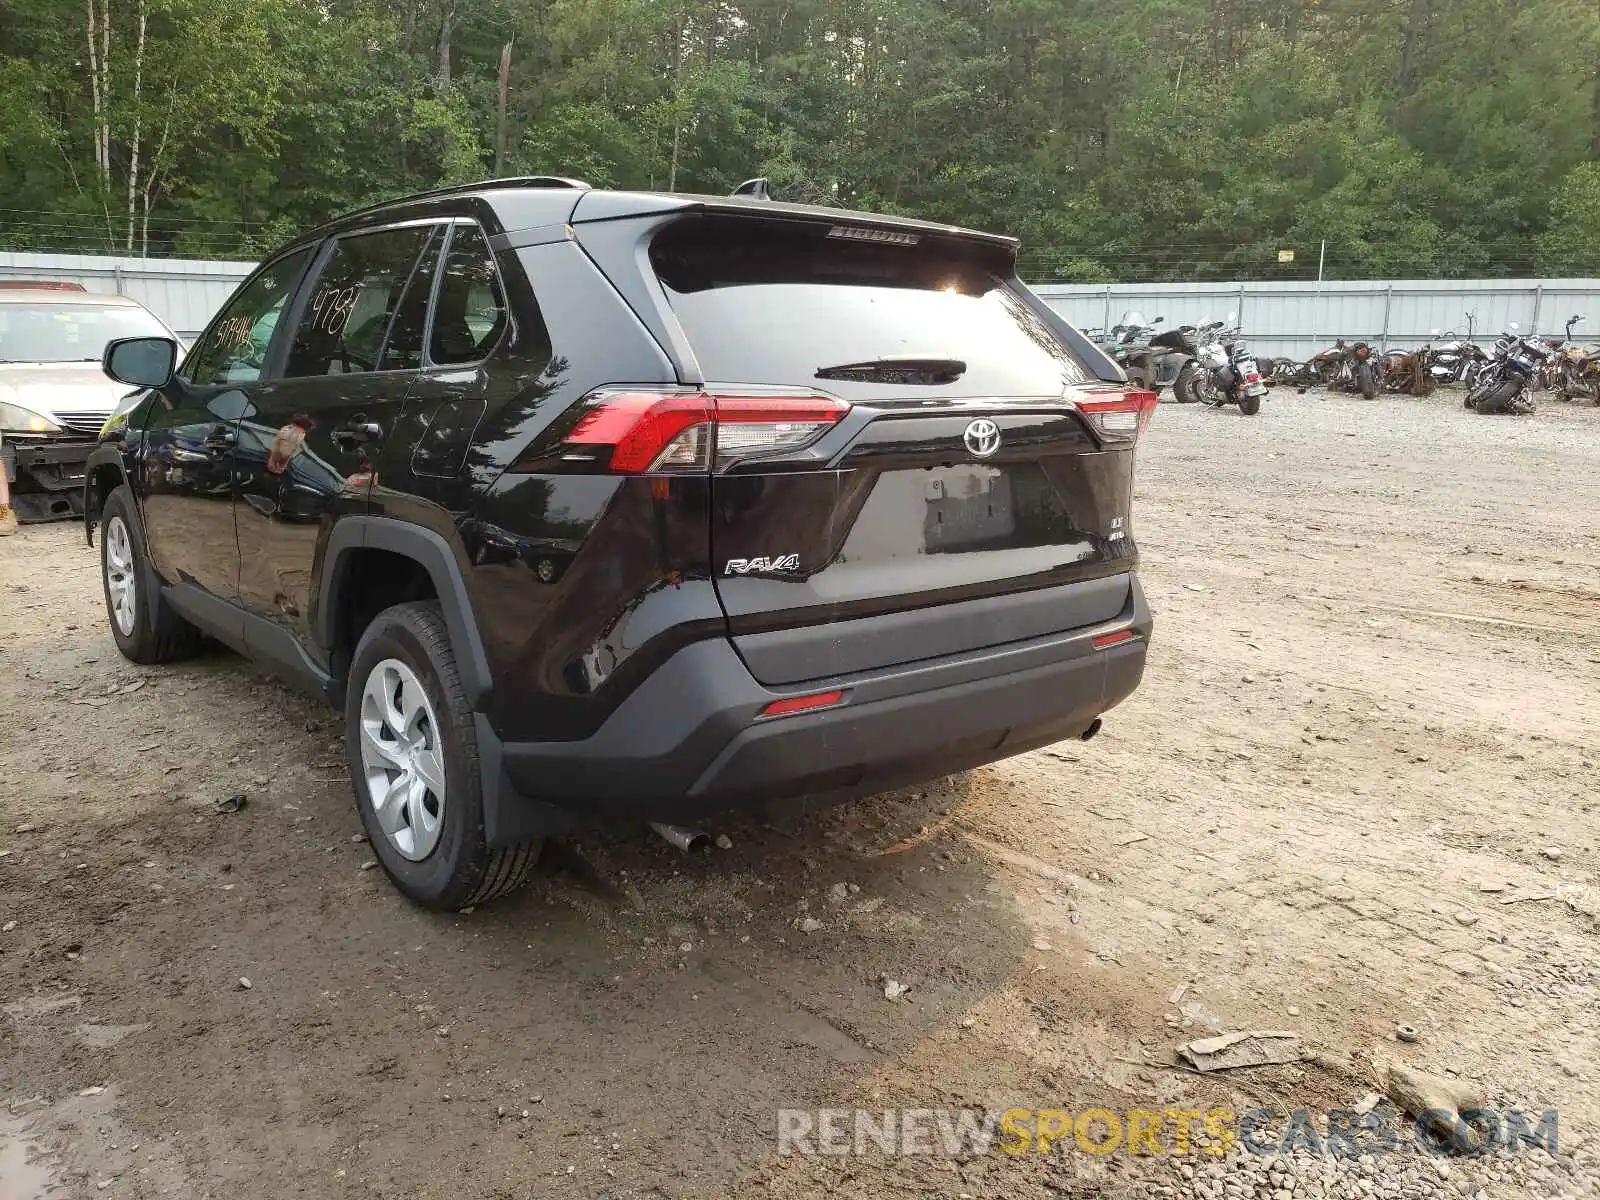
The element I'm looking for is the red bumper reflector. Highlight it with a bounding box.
[759,690,846,718]
[1092,630,1135,650]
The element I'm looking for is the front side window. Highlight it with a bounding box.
[0,302,172,365]
[183,248,313,386]
[284,226,434,378]
[429,225,508,366]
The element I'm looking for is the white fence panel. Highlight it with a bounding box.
[7,251,1600,361]
[1032,279,1600,361]
[0,251,255,338]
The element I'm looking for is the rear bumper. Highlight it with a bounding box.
[481,574,1152,839]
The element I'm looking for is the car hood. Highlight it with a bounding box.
[0,363,133,420]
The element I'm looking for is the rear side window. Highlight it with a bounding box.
[380,226,445,371]
[285,226,433,378]
[650,217,1091,396]
[430,225,507,365]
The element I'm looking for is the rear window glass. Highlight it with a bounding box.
[650,217,1091,396]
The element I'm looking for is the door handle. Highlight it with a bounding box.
[334,420,383,451]
[203,426,236,455]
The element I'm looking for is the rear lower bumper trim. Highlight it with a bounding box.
[483,575,1152,836]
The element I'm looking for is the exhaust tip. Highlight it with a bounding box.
[650,822,711,853]
[1079,718,1103,742]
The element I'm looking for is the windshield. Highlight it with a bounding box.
[1119,311,1146,327]
[0,302,170,364]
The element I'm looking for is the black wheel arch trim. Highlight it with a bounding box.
[81,443,130,547]
[318,516,495,710]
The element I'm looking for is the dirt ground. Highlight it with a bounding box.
[1,387,1597,1200]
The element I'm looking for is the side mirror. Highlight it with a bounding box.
[1508,322,1520,332]
[1226,310,1238,324]
[104,336,177,389]
[1152,316,1165,324]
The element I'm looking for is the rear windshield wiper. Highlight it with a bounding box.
[814,355,967,384]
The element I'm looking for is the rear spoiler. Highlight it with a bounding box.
[566,189,1020,254]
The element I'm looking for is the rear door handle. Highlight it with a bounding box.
[334,420,383,451]
[203,426,236,455]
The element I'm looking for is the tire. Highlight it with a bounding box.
[345,600,541,910]
[1469,379,1521,415]
[1239,393,1262,416]
[1171,363,1199,403]
[1357,361,1379,399]
[99,485,203,665]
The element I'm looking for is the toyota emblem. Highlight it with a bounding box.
[963,418,1001,458]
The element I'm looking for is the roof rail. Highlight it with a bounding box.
[330,175,593,226]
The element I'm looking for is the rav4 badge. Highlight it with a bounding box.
[725,554,801,576]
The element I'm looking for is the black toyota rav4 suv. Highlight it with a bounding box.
[85,177,1154,909]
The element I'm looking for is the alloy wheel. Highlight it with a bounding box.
[359,658,447,861]
[104,515,137,637]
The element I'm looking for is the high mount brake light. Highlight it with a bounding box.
[826,225,920,246]
[1073,388,1158,443]
[563,390,849,473]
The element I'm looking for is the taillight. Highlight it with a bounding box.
[563,389,848,473]
[714,397,849,465]
[1073,388,1158,444]
[564,392,712,472]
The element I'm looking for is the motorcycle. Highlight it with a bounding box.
[1279,357,1327,387]
[1144,321,1204,403]
[1464,323,1547,415]
[1426,319,1489,387]
[1305,339,1350,386]
[1553,344,1600,404]
[1095,312,1194,400]
[1192,313,1269,416]
[1170,321,1227,404]
[1537,315,1585,394]
[1382,340,1436,396]
[1326,340,1381,398]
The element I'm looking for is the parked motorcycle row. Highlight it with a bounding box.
[1091,309,1600,419]
[1086,312,1271,416]
[1364,312,1600,414]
